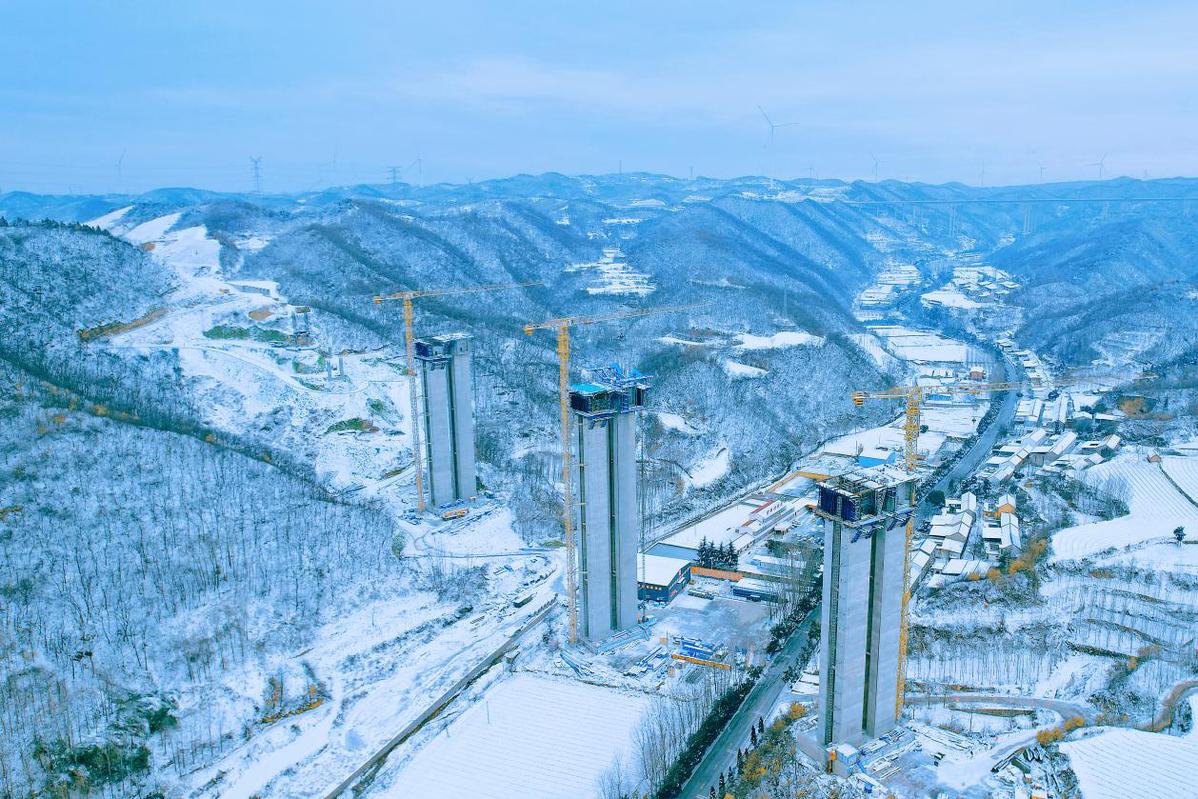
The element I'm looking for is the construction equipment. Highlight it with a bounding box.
[850,369,1151,465]
[851,376,1048,720]
[670,652,731,670]
[373,281,541,512]
[523,302,707,644]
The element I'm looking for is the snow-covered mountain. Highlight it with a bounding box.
[3,173,1198,796]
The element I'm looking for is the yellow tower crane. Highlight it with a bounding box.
[851,377,1033,721]
[373,281,541,512]
[524,302,708,645]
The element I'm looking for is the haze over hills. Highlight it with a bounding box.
[3,172,1198,797]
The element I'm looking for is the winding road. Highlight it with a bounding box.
[1141,680,1198,732]
[908,693,1091,777]
[918,351,1022,519]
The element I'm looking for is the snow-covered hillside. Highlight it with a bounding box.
[4,173,1198,798]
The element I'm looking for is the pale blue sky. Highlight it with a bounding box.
[2,1,1195,193]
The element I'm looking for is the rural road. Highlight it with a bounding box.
[909,692,1091,723]
[919,352,1022,519]
[908,692,1092,776]
[321,599,556,799]
[1142,679,1198,732]
[681,604,822,799]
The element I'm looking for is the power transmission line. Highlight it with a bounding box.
[250,156,263,194]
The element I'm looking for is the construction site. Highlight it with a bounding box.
[37,199,1194,799]
[102,239,1184,799]
[356,273,1099,799]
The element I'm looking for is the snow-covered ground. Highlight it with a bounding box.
[869,325,972,363]
[818,403,975,465]
[1163,455,1198,502]
[1052,453,1198,561]
[734,330,822,350]
[182,581,555,799]
[565,247,655,296]
[124,211,183,244]
[77,211,555,799]
[658,334,708,347]
[722,359,767,379]
[374,674,652,799]
[1059,728,1198,799]
[921,403,986,438]
[688,446,730,488]
[657,411,700,435]
[103,214,419,501]
[849,332,901,369]
[88,203,133,230]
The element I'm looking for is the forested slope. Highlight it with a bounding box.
[0,221,397,796]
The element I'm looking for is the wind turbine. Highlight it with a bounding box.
[407,155,423,187]
[116,149,126,192]
[870,152,879,181]
[1087,154,1107,180]
[1039,164,1047,183]
[757,105,799,148]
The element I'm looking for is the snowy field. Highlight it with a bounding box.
[1093,539,1198,573]
[921,404,985,438]
[657,410,700,435]
[688,445,731,488]
[921,287,982,309]
[1163,455,1198,502]
[734,330,822,350]
[869,325,971,363]
[564,247,655,296]
[1060,728,1198,799]
[723,359,767,378]
[1052,454,1198,561]
[380,674,651,799]
[848,332,901,369]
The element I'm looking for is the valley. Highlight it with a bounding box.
[2,174,1198,799]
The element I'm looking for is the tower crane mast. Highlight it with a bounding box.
[851,376,1035,721]
[374,281,541,512]
[524,302,708,644]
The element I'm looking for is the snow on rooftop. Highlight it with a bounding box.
[638,553,692,586]
[660,502,757,550]
[1060,728,1198,799]
[921,288,982,309]
[392,674,652,799]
